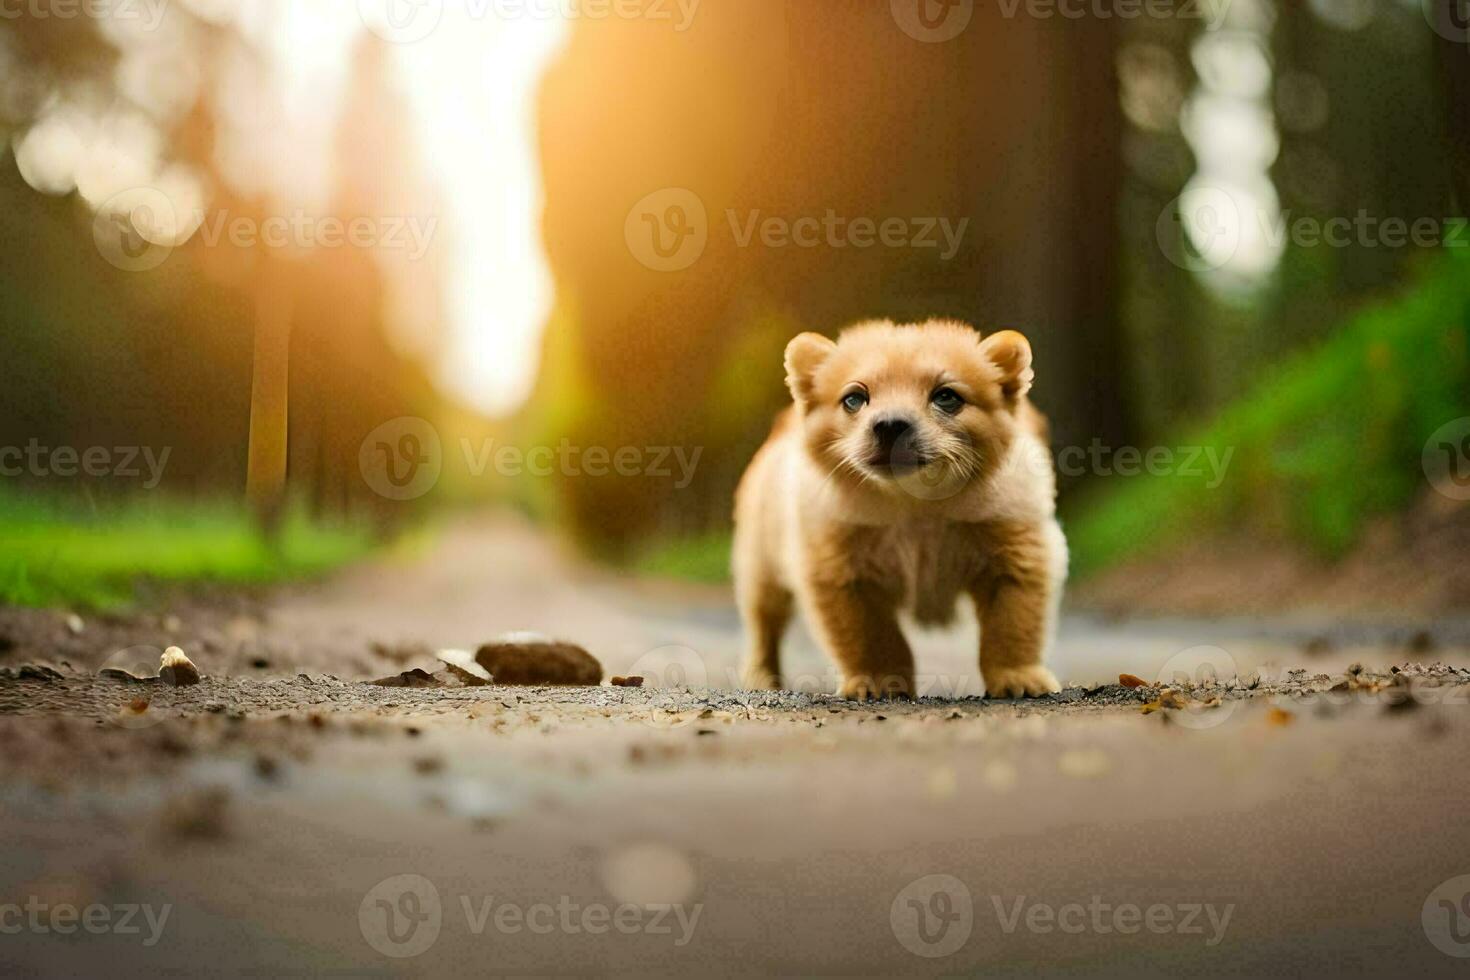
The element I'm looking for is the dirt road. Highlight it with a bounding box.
[2,513,1470,976]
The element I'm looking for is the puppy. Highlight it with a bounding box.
[732,319,1066,700]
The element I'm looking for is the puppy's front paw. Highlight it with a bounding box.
[838,674,913,702]
[983,664,1061,699]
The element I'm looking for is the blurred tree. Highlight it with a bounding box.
[1435,0,1470,208]
[0,14,445,529]
[534,0,1133,553]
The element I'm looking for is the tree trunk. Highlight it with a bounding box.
[246,260,294,542]
[1436,1,1470,211]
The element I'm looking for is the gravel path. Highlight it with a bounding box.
[3,513,1470,976]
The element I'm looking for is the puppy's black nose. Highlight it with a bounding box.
[872,417,914,450]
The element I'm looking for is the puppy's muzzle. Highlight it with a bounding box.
[869,415,927,470]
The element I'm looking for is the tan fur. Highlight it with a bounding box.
[733,319,1067,700]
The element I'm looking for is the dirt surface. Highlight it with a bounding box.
[3,512,1470,976]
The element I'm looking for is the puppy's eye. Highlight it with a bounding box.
[931,387,964,413]
[841,391,868,414]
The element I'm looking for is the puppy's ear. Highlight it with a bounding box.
[784,332,837,408]
[979,330,1034,400]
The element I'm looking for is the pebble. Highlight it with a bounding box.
[100,668,156,684]
[474,639,602,686]
[370,668,438,688]
[159,647,202,687]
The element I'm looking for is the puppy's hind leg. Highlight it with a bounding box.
[738,580,792,691]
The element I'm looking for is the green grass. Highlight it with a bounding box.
[0,492,378,609]
[1066,250,1470,576]
[632,530,732,584]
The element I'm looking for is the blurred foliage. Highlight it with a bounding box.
[1067,249,1470,576]
[632,529,732,584]
[0,491,377,609]
[0,19,451,532]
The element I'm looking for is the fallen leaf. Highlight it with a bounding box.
[1119,673,1147,688]
[1139,688,1189,715]
[1266,707,1294,726]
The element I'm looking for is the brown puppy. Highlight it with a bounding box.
[733,319,1066,700]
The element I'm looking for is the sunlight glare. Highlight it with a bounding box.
[390,14,569,415]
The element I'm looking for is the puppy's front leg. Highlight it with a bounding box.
[805,578,914,701]
[972,529,1062,698]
